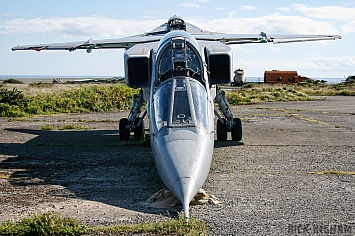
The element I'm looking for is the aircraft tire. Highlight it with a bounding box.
[134,118,145,139]
[119,118,130,140]
[217,119,228,141]
[231,117,242,141]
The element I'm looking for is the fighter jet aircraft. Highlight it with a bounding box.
[12,15,341,221]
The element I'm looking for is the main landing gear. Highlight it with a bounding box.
[215,87,242,141]
[119,89,146,141]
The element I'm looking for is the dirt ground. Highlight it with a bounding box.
[1,96,355,235]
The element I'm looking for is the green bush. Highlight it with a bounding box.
[226,86,310,105]
[2,78,23,84]
[0,84,138,117]
[0,212,86,236]
[0,87,26,105]
[0,88,28,117]
[29,82,53,88]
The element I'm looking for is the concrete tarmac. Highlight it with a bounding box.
[0,96,354,235]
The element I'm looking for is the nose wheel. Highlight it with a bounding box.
[119,117,145,141]
[231,117,242,141]
[119,118,130,140]
[217,118,242,141]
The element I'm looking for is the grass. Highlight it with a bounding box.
[2,79,23,84]
[115,134,151,147]
[1,80,354,117]
[0,212,209,236]
[58,124,93,130]
[41,124,93,130]
[0,212,86,236]
[226,84,312,105]
[226,80,355,105]
[1,84,138,117]
[307,170,355,175]
[41,125,56,130]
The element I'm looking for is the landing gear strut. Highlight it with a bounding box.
[119,89,146,140]
[214,86,242,141]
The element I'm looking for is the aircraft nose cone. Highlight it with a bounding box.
[174,175,198,220]
[159,139,201,200]
[151,128,214,219]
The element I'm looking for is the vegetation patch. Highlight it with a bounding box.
[227,84,312,105]
[0,212,209,236]
[248,107,329,125]
[59,124,93,130]
[296,78,355,96]
[90,215,208,235]
[40,124,56,130]
[41,124,94,130]
[1,79,23,84]
[29,82,53,88]
[1,85,138,117]
[0,212,86,236]
[117,134,151,147]
[0,87,28,117]
[1,81,354,117]
[307,170,355,175]
[287,113,329,125]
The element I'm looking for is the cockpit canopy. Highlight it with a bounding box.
[153,77,208,131]
[157,35,202,83]
[168,16,186,31]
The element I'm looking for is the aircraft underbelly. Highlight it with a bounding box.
[151,127,214,204]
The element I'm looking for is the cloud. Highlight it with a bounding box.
[181,0,209,9]
[215,7,228,11]
[239,6,256,11]
[0,16,163,38]
[1,9,349,39]
[291,56,355,70]
[181,2,202,9]
[341,20,355,35]
[293,4,355,21]
[191,14,339,34]
[278,7,290,12]
[236,56,355,77]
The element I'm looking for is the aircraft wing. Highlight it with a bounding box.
[11,35,163,52]
[195,32,342,44]
[11,23,341,52]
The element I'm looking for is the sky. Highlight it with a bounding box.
[1,0,354,78]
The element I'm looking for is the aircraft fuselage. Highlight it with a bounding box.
[148,31,215,219]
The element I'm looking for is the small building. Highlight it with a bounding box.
[264,70,309,84]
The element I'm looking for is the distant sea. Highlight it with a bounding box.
[0,75,346,84]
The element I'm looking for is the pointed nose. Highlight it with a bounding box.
[174,176,197,221]
[151,128,214,219]
[159,139,201,201]
[158,139,201,220]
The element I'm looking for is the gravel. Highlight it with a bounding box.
[0,96,354,235]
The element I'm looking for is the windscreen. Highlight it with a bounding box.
[154,78,208,131]
[158,39,202,82]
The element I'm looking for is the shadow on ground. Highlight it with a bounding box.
[0,128,180,217]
